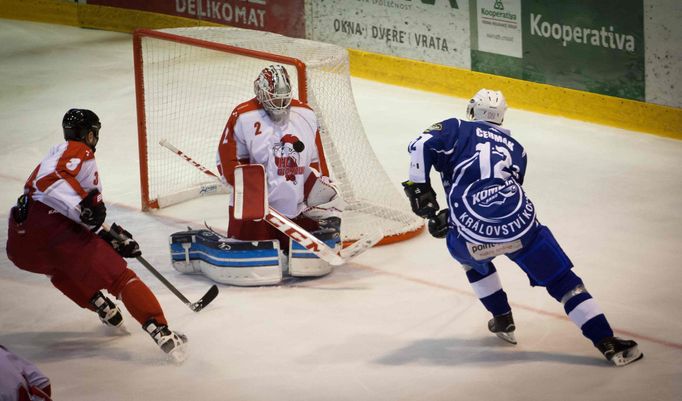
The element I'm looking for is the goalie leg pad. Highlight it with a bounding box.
[169,230,204,274]
[170,229,283,286]
[288,230,340,277]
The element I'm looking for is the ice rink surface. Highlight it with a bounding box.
[1,19,681,401]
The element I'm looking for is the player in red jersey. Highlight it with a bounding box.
[6,109,187,361]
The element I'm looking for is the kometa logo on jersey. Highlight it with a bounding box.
[451,178,536,243]
[273,134,305,183]
[472,181,518,207]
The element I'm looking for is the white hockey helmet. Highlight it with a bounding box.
[466,89,507,125]
[254,64,292,122]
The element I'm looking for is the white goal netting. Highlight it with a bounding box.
[135,26,423,244]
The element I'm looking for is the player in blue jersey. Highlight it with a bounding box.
[402,89,642,366]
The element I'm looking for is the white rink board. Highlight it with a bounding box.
[307,0,471,68]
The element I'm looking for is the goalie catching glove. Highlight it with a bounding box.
[302,171,346,221]
[98,223,141,258]
[402,181,439,218]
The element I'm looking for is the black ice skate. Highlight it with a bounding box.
[488,311,516,344]
[596,336,643,366]
[89,291,123,328]
[143,319,188,363]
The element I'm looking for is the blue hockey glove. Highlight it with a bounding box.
[402,181,439,218]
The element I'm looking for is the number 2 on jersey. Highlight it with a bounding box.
[475,142,513,180]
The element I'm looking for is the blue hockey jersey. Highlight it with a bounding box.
[407,118,536,244]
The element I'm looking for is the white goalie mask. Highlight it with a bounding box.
[466,89,507,125]
[254,64,293,122]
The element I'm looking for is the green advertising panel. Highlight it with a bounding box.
[471,0,644,101]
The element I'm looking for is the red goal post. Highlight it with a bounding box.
[133,27,423,245]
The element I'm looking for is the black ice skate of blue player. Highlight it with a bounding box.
[402,88,643,366]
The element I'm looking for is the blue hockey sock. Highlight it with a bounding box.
[547,270,614,345]
[580,314,613,346]
[466,263,511,316]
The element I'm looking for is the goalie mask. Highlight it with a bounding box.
[254,65,292,122]
[466,89,507,125]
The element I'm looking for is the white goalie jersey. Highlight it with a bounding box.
[216,98,325,218]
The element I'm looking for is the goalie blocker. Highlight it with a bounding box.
[233,164,268,221]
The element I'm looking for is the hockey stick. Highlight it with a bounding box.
[339,227,384,260]
[159,139,382,265]
[101,223,219,312]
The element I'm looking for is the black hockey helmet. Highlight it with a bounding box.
[63,108,101,142]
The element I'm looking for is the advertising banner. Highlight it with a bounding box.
[86,0,305,37]
[308,0,471,69]
[471,0,644,100]
[475,0,521,58]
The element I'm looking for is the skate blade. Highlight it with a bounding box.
[168,343,188,364]
[495,331,517,345]
[102,323,131,336]
[610,346,643,366]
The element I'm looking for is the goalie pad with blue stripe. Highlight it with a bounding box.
[169,229,284,286]
[288,228,340,277]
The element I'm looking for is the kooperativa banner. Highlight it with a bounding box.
[471,0,644,100]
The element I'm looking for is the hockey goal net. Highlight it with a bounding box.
[134,27,423,245]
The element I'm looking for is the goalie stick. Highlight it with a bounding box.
[101,223,219,312]
[159,139,382,265]
[340,226,384,260]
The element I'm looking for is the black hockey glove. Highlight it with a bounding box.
[401,181,439,218]
[79,189,106,229]
[428,209,449,239]
[98,223,142,258]
[11,194,30,224]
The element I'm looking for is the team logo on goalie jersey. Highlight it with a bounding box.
[273,134,305,183]
[451,178,536,243]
